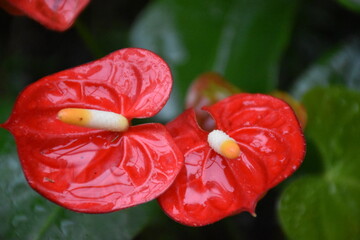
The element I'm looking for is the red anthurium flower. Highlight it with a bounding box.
[1,48,184,213]
[158,93,305,226]
[0,0,90,31]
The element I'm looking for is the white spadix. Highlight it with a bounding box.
[207,130,241,159]
[57,108,129,132]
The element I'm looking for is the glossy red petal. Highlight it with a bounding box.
[158,94,305,226]
[159,110,259,226]
[0,0,23,15]
[9,123,183,212]
[0,0,90,31]
[3,48,172,137]
[185,72,241,130]
[1,48,178,212]
[205,93,305,187]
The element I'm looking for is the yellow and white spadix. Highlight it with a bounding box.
[57,108,129,132]
[207,130,240,159]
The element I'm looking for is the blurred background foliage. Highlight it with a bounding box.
[1,0,360,239]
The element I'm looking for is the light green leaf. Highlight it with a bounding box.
[304,87,360,178]
[279,176,360,240]
[278,87,360,240]
[130,0,299,101]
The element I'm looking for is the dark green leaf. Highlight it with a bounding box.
[337,0,360,12]
[278,87,360,240]
[130,0,299,100]
[292,39,360,99]
[0,98,15,153]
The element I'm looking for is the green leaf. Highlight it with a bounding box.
[130,0,299,97]
[0,132,155,240]
[278,87,360,240]
[304,87,360,178]
[337,0,360,12]
[292,39,360,99]
[279,176,360,240]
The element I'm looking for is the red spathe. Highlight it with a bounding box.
[158,93,306,226]
[0,0,90,31]
[2,48,184,213]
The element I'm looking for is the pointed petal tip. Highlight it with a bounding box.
[0,122,7,130]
